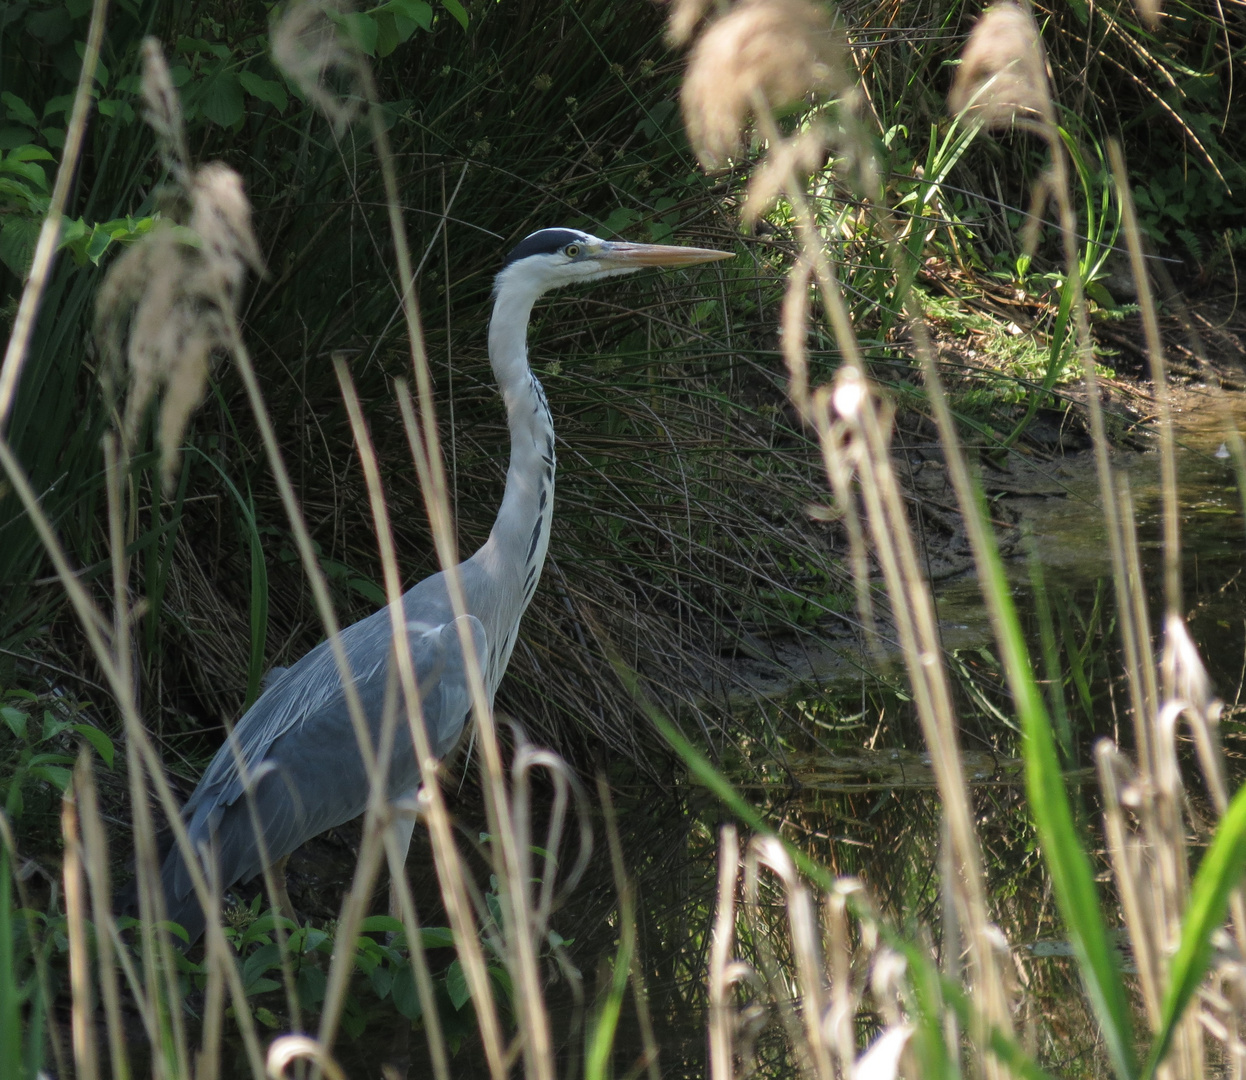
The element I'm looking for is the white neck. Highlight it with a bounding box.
[470,279,557,675]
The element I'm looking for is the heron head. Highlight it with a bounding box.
[494,227,732,298]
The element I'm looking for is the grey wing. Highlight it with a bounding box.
[421,614,488,761]
[163,610,487,931]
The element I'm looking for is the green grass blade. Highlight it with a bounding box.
[1143,782,1246,1078]
[0,845,20,1080]
[967,483,1137,1080]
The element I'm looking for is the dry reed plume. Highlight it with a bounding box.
[95,41,263,492]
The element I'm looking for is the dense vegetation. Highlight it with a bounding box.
[2,0,1245,1076]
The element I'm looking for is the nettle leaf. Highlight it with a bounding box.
[201,71,244,128]
[238,71,288,113]
[85,226,113,264]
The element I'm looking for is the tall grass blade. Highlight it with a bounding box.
[950,477,1137,1080]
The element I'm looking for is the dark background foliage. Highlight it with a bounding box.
[1,0,1242,786]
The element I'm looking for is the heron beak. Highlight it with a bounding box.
[594,241,734,269]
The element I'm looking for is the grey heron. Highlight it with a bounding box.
[158,228,732,942]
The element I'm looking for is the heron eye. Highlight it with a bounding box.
[564,244,581,258]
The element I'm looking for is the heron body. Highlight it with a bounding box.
[159,228,731,941]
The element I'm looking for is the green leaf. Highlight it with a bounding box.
[248,913,298,937]
[85,226,113,265]
[440,0,469,29]
[373,11,403,57]
[238,71,288,113]
[95,100,135,124]
[242,943,282,989]
[369,962,393,999]
[445,958,469,1010]
[1144,783,1246,1078]
[391,961,421,1019]
[347,578,387,605]
[9,146,54,163]
[296,964,326,1007]
[0,217,40,278]
[0,157,48,190]
[42,95,75,120]
[201,71,244,128]
[1,93,37,129]
[176,37,231,60]
[341,12,379,55]
[253,1007,281,1029]
[421,926,455,949]
[0,128,34,151]
[358,914,405,936]
[245,978,282,997]
[42,711,74,741]
[302,928,329,954]
[381,0,433,29]
[29,765,72,792]
[1,707,27,741]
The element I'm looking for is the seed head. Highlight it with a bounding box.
[96,164,263,492]
[680,0,847,169]
[272,0,367,134]
[948,2,1053,131]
